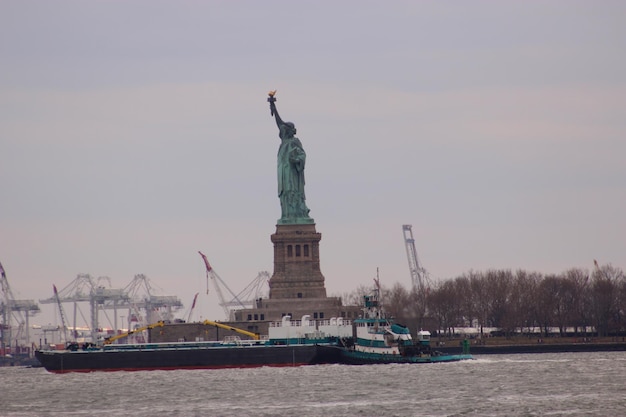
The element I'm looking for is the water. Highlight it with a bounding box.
[1,352,624,416]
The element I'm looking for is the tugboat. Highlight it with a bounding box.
[333,284,473,365]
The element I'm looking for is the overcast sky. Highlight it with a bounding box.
[1,1,624,330]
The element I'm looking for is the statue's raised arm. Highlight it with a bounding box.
[267,90,285,129]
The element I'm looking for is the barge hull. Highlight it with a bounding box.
[35,344,338,373]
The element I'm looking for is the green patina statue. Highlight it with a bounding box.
[268,91,314,225]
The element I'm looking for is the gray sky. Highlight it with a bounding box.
[1,1,625,328]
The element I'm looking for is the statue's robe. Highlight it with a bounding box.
[277,135,310,221]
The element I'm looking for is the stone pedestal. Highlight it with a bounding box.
[268,223,327,299]
[230,222,360,324]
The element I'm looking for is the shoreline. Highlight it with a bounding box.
[437,340,626,355]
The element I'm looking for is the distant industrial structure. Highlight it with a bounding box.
[198,251,269,321]
[39,273,182,344]
[402,224,432,293]
[1,261,40,354]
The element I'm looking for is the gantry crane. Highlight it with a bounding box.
[123,274,183,325]
[40,273,182,343]
[0,261,40,348]
[39,274,94,340]
[40,274,130,343]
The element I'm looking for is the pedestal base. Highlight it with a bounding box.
[269,223,326,299]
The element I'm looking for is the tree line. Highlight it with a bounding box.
[344,263,626,338]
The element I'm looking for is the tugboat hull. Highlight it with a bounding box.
[335,347,473,365]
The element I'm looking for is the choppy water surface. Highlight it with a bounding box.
[1,352,624,416]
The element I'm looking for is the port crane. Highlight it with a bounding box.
[40,273,182,343]
[198,251,253,320]
[186,292,199,322]
[40,274,128,343]
[198,252,269,320]
[0,261,40,348]
[402,225,431,295]
[228,271,270,308]
[123,274,183,325]
[52,284,70,343]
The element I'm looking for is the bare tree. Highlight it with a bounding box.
[484,270,513,335]
[536,274,561,336]
[510,270,541,335]
[408,285,429,332]
[454,275,475,328]
[341,284,374,307]
[469,271,489,337]
[591,263,623,337]
[427,280,461,337]
[563,268,591,335]
[382,282,411,324]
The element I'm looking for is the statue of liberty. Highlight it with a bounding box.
[267,91,313,224]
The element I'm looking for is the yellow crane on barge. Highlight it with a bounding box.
[103,319,259,345]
